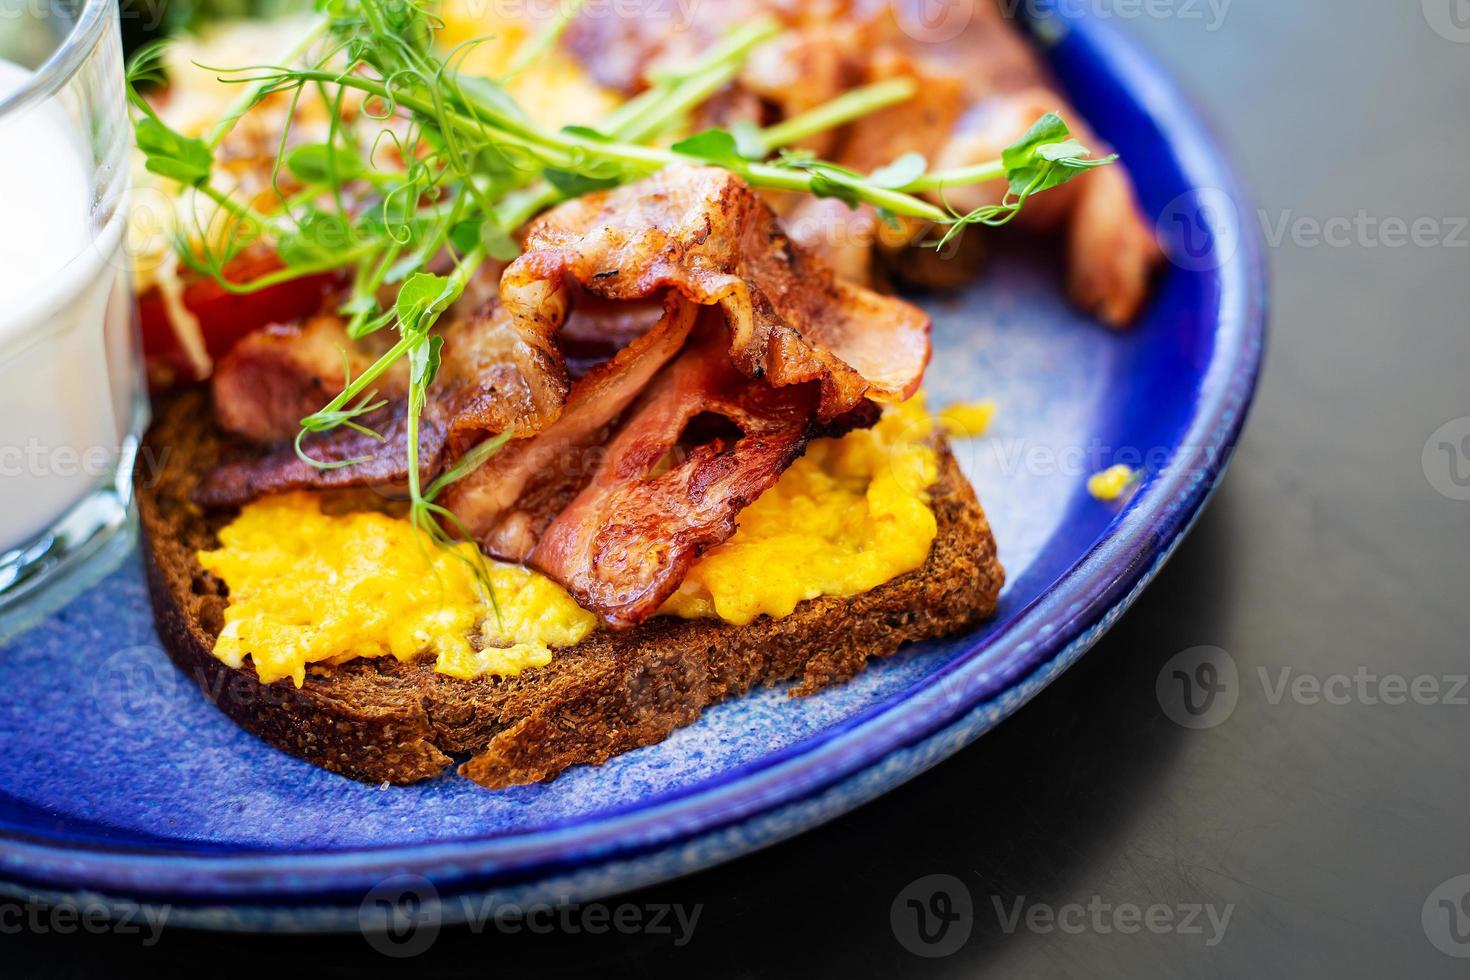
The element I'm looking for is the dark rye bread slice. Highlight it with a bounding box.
[139,391,1004,788]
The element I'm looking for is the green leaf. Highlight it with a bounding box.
[481,220,521,262]
[670,128,743,167]
[1001,112,1071,171]
[135,116,213,187]
[449,218,482,257]
[730,120,767,160]
[543,168,621,197]
[408,333,444,390]
[771,152,865,208]
[869,152,926,189]
[448,216,518,262]
[473,141,520,184]
[276,210,356,267]
[1000,112,1116,197]
[284,142,366,185]
[562,124,610,142]
[396,272,459,334]
[452,73,529,125]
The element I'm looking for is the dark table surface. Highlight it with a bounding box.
[9,1,1470,976]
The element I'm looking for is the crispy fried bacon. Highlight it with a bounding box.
[200,167,929,507]
[196,169,922,627]
[435,304,567,457]
[503,166,930,422]
[527,329,878,629]
[211,316,407,445]
[440,296,700,562]
[860,0,1161,324]
[195,395,452,508]
[193,292,689,511]
[564,0,1160,325]
[195,303,538,507]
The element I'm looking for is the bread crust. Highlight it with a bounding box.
[139,391,1004,788]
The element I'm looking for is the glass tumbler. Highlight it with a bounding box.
[0,0,143,635]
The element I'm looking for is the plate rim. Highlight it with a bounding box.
[0,12,1266,916]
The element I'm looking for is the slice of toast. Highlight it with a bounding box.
[139,391,1004,788]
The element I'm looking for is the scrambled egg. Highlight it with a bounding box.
[197,493,596,687]
[1087,464,1139,502]
[661,395,942,625]
[202,396,947,682]
[437,1,619,128]
[936,399,997,439]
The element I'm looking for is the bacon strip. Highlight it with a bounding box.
[564,0,1161,325]
[440,296,700,561]
[504,166,931,423]
[196,302,537,506]
[211,316,409,445]
[195,395,452,507]
[857,0,1161,324]
[194,290,682,509]
[527,329,877,629]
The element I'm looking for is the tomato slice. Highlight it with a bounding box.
[138,250,343,389]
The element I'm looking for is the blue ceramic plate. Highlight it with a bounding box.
[0,11,1262,929]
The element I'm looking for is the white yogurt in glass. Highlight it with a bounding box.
[0,57,139,554]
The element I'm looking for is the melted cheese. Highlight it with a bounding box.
[661,395,942,625]
[198,493,596,686]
